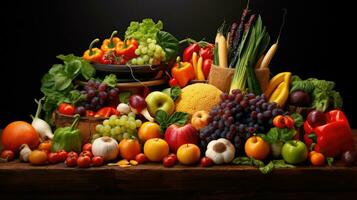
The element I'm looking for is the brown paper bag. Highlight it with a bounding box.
[254,68,270,92]
[208,65,235,93]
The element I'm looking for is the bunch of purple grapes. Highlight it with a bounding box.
[75,79,119,115]
[199,89,285,153]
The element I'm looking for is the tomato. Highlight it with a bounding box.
[310,152,325,166]
[135,153,148,164]
[1,121,39,153]
[48,152,61,164]
[0,150,15,161]
[92,156,104,167]
[273,115,285,128]
[284,116,295,129]
[80,150,93,158]
[163,155,176,167]
[200,157,213,167]
[29,150,47,165]
[82,143,92,152]
[77,156,91,168]
[57,150,68,162]
[65,156,77,167]
[38,140,52,152]
[58,103,75,115]
[168,153,178,163]
[67,151,79,159]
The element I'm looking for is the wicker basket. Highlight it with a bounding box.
[52,111,106,144]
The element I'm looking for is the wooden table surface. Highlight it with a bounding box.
[1,131,357,199]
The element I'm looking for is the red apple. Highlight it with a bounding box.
[307,110,327,128]
[129,94,147,113]
[191,110,209,130]
[164,124,198,153]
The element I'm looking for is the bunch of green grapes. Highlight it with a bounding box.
[92,112,142,142]
[131,38,166,65]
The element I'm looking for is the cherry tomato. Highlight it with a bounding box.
[284,116,295,129]
[65,156,77,167]
[77,156,91,168]
[67,151,79,159]
[38,140,52,152]
[82,143,92,152]
[135,153,148,164]
[310,152,325,166]
[80,150,93,158]
[163,156,176,167]
[48,152,61,164]
[273,115,285,128]
[169,78,179,87]
[58,103,75,115]
[92,156,104,167]
[1,150,15,161]
[200,157,213,167]
[86,110,95,117]
[57,150,68,162]
[168,153,178,163]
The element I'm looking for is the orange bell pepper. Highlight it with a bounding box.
[171,61,195,88]
[101,30,122,52]
[83,38,103,63]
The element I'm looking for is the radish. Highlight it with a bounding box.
[31,98,53,141]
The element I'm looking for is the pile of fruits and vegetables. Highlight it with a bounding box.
[1,15,356,173]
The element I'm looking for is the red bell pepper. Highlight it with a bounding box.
[183,43,200,62]
[304,110,355,157]
[202,59,213,79]
[94,107,119,118]
[58,103,75,116]
[115,39,139,61]
[199,43,214,60]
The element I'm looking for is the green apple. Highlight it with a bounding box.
[281,140,308,164]
[161,88,171,96]
[145,91,175,116]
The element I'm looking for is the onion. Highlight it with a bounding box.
[92,137,119,161]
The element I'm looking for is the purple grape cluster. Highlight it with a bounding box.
[199,89,285,152]
[76,80,119,115]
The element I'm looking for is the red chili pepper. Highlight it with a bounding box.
[58,103,75,116]
[183,43,200,62]
[202,59,213,79]
[169,78,179,87]
[85,110,95,117]
[115,39,139,60]
[199,43,214,60]
[304,110,355,157]
[94,107,119,118]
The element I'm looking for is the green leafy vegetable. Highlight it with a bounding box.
[102,74,118,88]
[40,54,95,124]
[259,161,274,174]
[125,18,163,42]
[291,113,304,128]
[259,127,295,144]
[326,157,334,166]
[232,157,265,167]
[119,92,131,104]
[170,86,181,101]
[155,110,189,132]
[156,31,179,61]
[233,157,295,174]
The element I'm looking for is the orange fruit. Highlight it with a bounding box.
[1,121,39,153]
[138,122,161,142]
[310,152,325,166]
[177,144,201,165]
[244,136,270,160]
[29,150,48,165]
[143,138,169,162]
[118,139,141,160]
[38,140,52,152]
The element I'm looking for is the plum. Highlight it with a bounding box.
[289,90,311,107]
[307,110,327,128]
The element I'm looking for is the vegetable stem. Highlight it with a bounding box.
[34,97,45,119]
[70,114,81,130]
[276,9,287,44]
[88,38,100,55]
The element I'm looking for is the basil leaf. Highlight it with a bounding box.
[80,59,96,80]
[167,112,189,126]
[155,110,169,131]
[156,31,179,61]
[232,157,264,167]
[272,160,295,169]
[259,161,274,174]
[279,128,295,142]
[54,72,72,91]
[291,113,304,128]
[170,86,181,101]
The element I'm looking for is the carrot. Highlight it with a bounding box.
[259,9,287,69]
[218,35,228,68]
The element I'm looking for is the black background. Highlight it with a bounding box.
[0,0,355,128]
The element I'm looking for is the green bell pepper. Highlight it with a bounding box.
[51,114,82,153]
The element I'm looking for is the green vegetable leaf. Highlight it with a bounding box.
[157,31,179,61]
[119,92,131,104]
[326,157,334,166]
[125,18,163,42]
[80,59,95,80]
[102,74,118,88]
[155,110,169,132]
[291,113,304,128]
[167,112,189,126]
[232,157,264,167]
[272,160,295,169]
[54,72,72,91]
[262,127,295,144]
[259,161,274,174]
[170,86,181,101]
[332,91,343,109]
[279,128,295,142]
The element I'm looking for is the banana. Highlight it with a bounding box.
[269,82,286,101]
[264,72,291,98]
[269,82,289,107]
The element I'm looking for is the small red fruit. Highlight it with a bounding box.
[92,156,104,167]
[135,153,148,164]
[48,152,61,164]
[82,143,92,152]
[80,150,93,158]
[200,157,213,167]
[57,150,68,162]
[163,155,176,167]
[0,150,15,161]
[65,156,77,167]
[77,156,91,168]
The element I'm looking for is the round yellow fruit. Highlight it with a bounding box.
[177,144,201,165]
[144,138,169,162]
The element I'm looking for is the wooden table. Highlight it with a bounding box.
[1,132,357,199]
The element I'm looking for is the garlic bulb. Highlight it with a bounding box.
[19,144,32,162]
[92,137,119,161]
